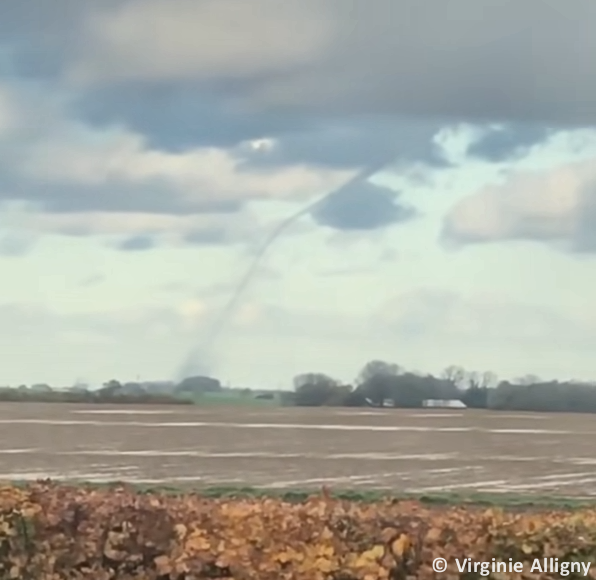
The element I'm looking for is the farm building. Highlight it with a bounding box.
[422,399,467,409]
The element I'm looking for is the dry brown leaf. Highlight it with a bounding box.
[425,527,442,542]
[391,533,410,557]
[154,555,172,574]
[174,523,187,538]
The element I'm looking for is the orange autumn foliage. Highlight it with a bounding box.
[0,481,595,579]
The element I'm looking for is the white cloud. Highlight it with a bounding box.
[19,125,350,203]
[442,157,596,250]
[14,209,246,242]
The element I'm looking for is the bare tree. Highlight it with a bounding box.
[480,371,498,389]
[441,365,466,388]
[466,371,498,389]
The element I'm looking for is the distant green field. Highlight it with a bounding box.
[178,390,281,406]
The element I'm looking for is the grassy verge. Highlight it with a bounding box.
[3,480,594,510]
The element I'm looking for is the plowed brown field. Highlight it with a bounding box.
[0,403,594,496]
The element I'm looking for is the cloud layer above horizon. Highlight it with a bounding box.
[1,0,596,387]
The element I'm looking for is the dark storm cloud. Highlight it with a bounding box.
[0,2,83,78]
[71,83,452,169]
[3,0,596,126]
[1,0,595,239]
[238,116,450,170]
[73,84,307,152]
[313,181,415,231]
[244,0,596,126]
[466,124,556,162]
[117,235,156,251]
[1,1,592,166]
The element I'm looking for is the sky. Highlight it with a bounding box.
[2,0,596,388]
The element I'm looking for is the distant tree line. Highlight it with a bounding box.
[284,361,596,414]
[0,375,276,405]
[0,376,229,405]
[0,383,189,405]
[4,363,596,413]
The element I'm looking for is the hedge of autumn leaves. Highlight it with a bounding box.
[1,482,596,579]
